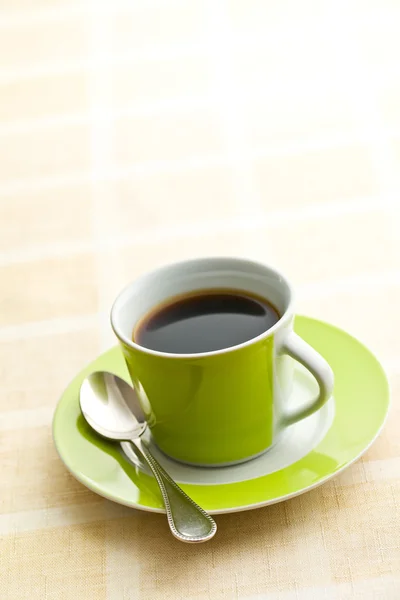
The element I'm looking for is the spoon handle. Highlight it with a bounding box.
[130,438,217,543]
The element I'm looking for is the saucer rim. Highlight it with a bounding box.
[52,315,390,515]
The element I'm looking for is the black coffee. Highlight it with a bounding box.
[133,289,280,354]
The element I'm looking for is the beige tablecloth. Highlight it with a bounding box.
[1,1,399,598]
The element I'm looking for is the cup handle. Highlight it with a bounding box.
[280,331,334,426]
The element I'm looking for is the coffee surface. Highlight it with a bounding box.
[133,289,280,354]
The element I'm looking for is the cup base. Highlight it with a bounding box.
[152,429,287,468]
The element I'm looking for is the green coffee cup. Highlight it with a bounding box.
[111,257,334,466]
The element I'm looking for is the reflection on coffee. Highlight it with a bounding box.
[133,289,280,354]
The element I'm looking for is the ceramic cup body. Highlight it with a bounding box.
[111,257,334,466]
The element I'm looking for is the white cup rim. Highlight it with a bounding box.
[110,256,295,359]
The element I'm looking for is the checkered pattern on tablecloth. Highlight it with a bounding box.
[0,1,399,598]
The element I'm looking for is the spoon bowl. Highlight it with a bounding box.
[80,372,146,440]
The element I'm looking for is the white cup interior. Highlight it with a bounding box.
[111,258,292,356]
[111,257,293,355]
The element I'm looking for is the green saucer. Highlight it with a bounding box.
[52,316,390,514]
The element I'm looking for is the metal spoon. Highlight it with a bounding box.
[79,371,217,543]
